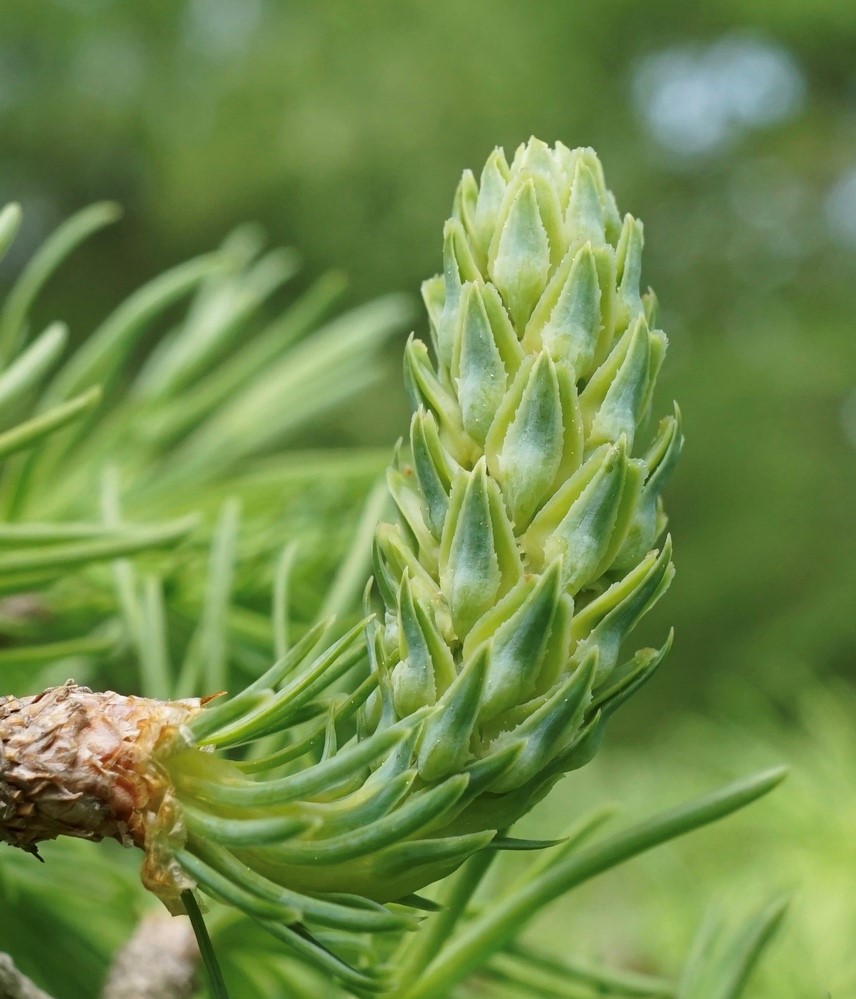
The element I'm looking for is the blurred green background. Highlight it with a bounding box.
[2,0,854,713]
[1,1,854,994]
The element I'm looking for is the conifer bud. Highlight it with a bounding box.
[366,138,681,827]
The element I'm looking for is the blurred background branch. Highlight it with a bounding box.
[0,953,54,999]
[101,912,198,999]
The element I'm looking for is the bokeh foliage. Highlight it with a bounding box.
[0,2,853,997]
[2,0,854,712]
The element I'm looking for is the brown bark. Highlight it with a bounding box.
[0,681,204,908]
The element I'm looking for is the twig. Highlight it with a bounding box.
[101,911,199,999]
[0,953,54,999]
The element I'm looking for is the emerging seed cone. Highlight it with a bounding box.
[165,148,682,977]
[363,138,682,829]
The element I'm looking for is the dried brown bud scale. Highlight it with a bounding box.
[0,681,202,906]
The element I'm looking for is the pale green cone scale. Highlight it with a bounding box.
[369,138,683,814]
